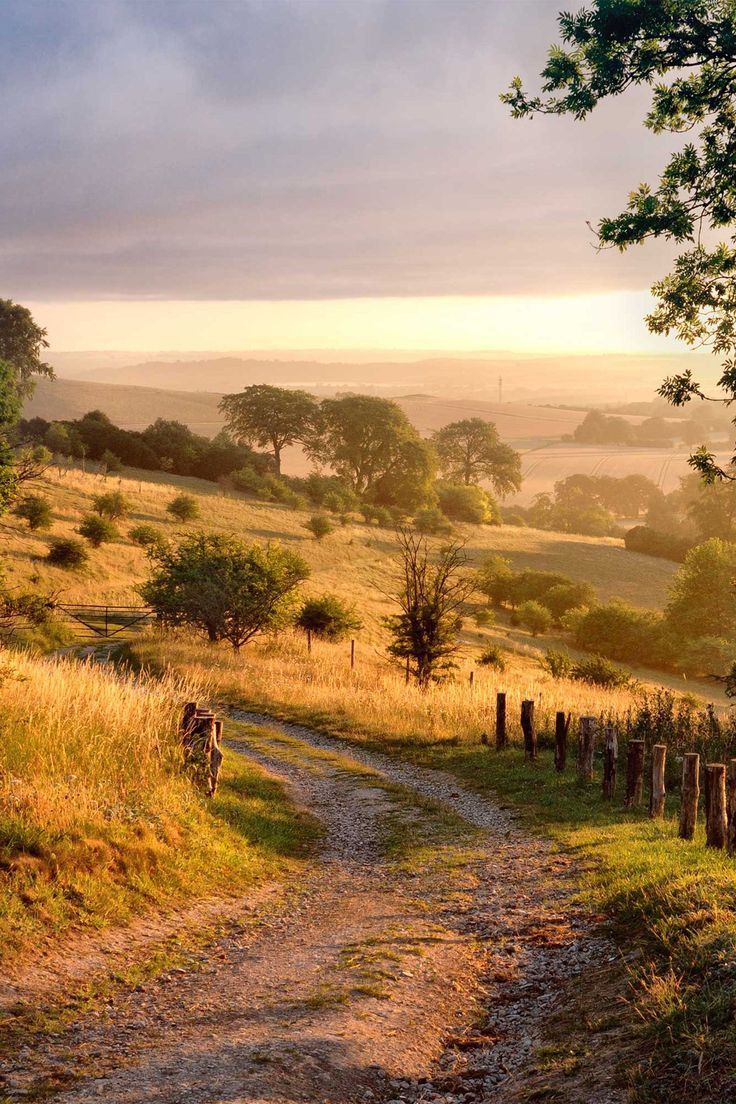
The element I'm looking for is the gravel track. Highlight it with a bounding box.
[0,712,627,1104]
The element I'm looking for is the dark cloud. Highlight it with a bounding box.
[1,0,680,300]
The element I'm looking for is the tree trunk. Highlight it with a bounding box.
[705,764,727,849]
[727,759,736,856]
[272,442,282,476]
[649,744,667,818]
[678,753,700,840]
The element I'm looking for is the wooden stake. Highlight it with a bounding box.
[602,725,618,799]
[495,692,507,751]
[554,711,570,772]
[678,753,700,840]
[405,656,410,684]
[577,716,596,782]
[469,669,474,688]
[705,764,727,849]
[649,744,667,818]
[727,759,736,856]
[624,740,645,808]
[210,719,224,797]
[521,699,536,761]
[350,638,355,669]
[307,629,312,653]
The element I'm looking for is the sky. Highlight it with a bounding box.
[2,0,688,353]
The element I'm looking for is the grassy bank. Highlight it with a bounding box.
[134,631,736,1104]
[0,649,318,963]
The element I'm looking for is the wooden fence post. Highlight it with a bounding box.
[469,670,474,689]
[181,701,198,744]
[649,744,667,818]
[554,711,570,772]
[210,719,224,797]
[405,656,410,684]
[705,764,727,849]
[521,700,536,761]
[602,726,618,799]
[727,759,736,856]
[577,716,596,782]
[679,753,700,840]
[495,692,507,751]
[307,629,312,653]
[350,639,355,670]
[624,740,645,808]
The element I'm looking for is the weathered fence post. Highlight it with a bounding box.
[577,716,596,781]
[727,759,736,856]
[554,711,570,772]
[678,753,700,840]
[602,725,618,799]
[624,739,645,808]
[181,701,198,746]
[705,764,727,849]
[521,699,536,761]
[495,692,507,751]
[350,638,355,670]
[210,719,224,797]
[649,744,667,818]
[469,669,474,689]
[307,629,312,653]
[405,656,410,684]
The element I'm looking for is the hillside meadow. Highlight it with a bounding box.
[3,462,677,618]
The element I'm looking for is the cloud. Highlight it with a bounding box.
[1,0,682,301]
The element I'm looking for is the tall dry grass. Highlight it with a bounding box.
[0,648,203,832]
[136,630,643,748]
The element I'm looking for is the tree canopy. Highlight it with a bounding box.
[503,1,736,480]
[308,395,436,510]
[220,384,318,475]
[0,300,52,398]
[432,418,521,495]
[141,534,309,650]
[666,537,736,638]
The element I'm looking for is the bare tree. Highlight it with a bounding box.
[384,529,475,689]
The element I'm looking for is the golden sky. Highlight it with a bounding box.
[31,291,681,355]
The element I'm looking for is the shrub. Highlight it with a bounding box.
[624,524,692,562]
[476,554,514,607]
[503,512,527,527]
[540,648,573,679]
[296,595,362,641]
[571,601,665,666]
[509,570,572,607]
[78,513,119,547]
[304,514,334,541]
[435,482,500,525]
[13,494,52,530]
[541,581,595,621]
[230,465,271,498]
[100,449,123,473]
[517,600,552,636]
[167,494,199,522]
[413,507,453,535]
[477,645,506,671]
[361,504,394,527]
[474,608,495,628]
[46,537,89,569]
[570,654,633,689]
[129,523,166,549]
[92,491,131,519]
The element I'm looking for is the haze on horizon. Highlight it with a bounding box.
[3,0,693,362]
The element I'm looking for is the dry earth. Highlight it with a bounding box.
[0,714,635,1104]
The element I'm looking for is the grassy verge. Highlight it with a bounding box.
[133,633,736,1104]
[0,649,318,963]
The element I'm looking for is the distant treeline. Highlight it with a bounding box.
[18,410,271,482]
[569,408,717,448]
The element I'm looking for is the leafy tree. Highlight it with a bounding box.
[0,443,18,517]
[0,299,52,398]
[0,360,22,429]
[13,494,52,530]
[435,481,500,525]
[13,445,52,485]
[517,600,552,637]
[0,568,55,640]
[92,491,131,520]
[432,418,521,494]
[78,513,119,547]
[141,533,308,649]
[220,384,318,475]
[167,494,199,523]
[304,514,334,541]
[296,594,362,641]
[308,395,435,509]
[571,600,665,665]
[47,537,88,569]
[476,554,514,607]
[414,506,453,536]
[666,538,736,639]
[44,421,72,457]
[101,449,123,473]
[541,581,594,622]
[503,3,736,482]
[384,530,475,688]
